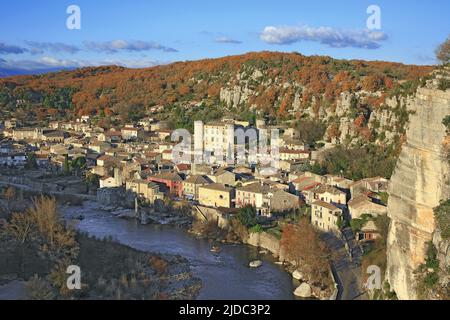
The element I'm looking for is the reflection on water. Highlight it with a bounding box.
[66,206,295,300]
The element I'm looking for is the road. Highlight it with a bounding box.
[322,230,367,300]
[0,181,96,201]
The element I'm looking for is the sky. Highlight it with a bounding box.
[0,0,449,74]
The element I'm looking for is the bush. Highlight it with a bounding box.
[237,205,257,228]
[318,145,397,180]
[350,214,373,233]
[423,272,440,288]
[249,224,263,234]
[443,116,450,131]
[295,119,326,147]
[434,200,450,239]
[415,242,442,297]
[148,256,168,276]
[438,78,450,91]
[25,274,56,300]
[379,192,389,206]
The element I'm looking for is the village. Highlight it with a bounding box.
[0,113,391,299]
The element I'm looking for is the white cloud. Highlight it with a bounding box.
[0,56,164,72]
[84,40,178,53]
[25,41,80,54]
[0,42,27,54]
[260,25,388,49]
[214,37,242,44]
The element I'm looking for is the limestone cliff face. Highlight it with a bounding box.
[386,78,450,300]
[219,69,410,147]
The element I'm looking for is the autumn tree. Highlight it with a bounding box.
[2,186,16,212]
[327,124,341,141]
[280,217,331,285]
[177,84,191,96]
[3,196,78,261]
[362,74,385,92]
[278,91,293,117]
[436,35,450,65]
[207,83,221,99]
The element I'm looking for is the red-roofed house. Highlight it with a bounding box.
[147,172,183,198]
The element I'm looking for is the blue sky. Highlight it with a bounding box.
[0,0,449,73]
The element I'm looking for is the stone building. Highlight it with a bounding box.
[198,183,235,208]
[348,194,387,219]
[125,179,165,204]
[182,175,211,200]
[311,200,343,233]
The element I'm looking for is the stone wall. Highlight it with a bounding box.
[245,232,284,259]
[0,174,87,194]
[386,84,450,300]
[192,206,230,229]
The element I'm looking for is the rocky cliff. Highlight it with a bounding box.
[219,67,416,148]
[386,72,450,300]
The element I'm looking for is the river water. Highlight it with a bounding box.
[64,203,295,300]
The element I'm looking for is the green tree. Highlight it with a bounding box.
[295,119,326,147]
[434,200,450,239]
[63,155,70,174]
[85,173,100,189]
[70,157,87,176]
[442,116,450,130]
[237,205,257,228]
[25,153,38,170]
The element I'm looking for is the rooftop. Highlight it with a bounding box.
[184,175,210,184]
[312,200,341,212]
[238,182,272,194]
[150,172,183,182]
[200,183,233,193]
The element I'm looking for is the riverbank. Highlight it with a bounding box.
[0,197,202,300]
[0,231,202,300]
[97,201,334,300]
[64,201,295,300]
[188,210,334,300]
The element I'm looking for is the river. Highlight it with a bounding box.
[63,202,296,300]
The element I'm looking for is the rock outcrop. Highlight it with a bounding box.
[294,283,312,298]
[386,75,450,300]
[218,73,411,148]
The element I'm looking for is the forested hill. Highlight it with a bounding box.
[0,51,432,122]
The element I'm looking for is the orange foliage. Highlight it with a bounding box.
[280,217,330,285]
[278,90,293,116]
[0,52,432,119]
[361,74,385,92]
[358,127,372,142]
[207,83,221,98]
[327,124,341,140]
[354,114,366,127]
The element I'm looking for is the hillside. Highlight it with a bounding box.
[0,51,434,176]
[0,51,431,116]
